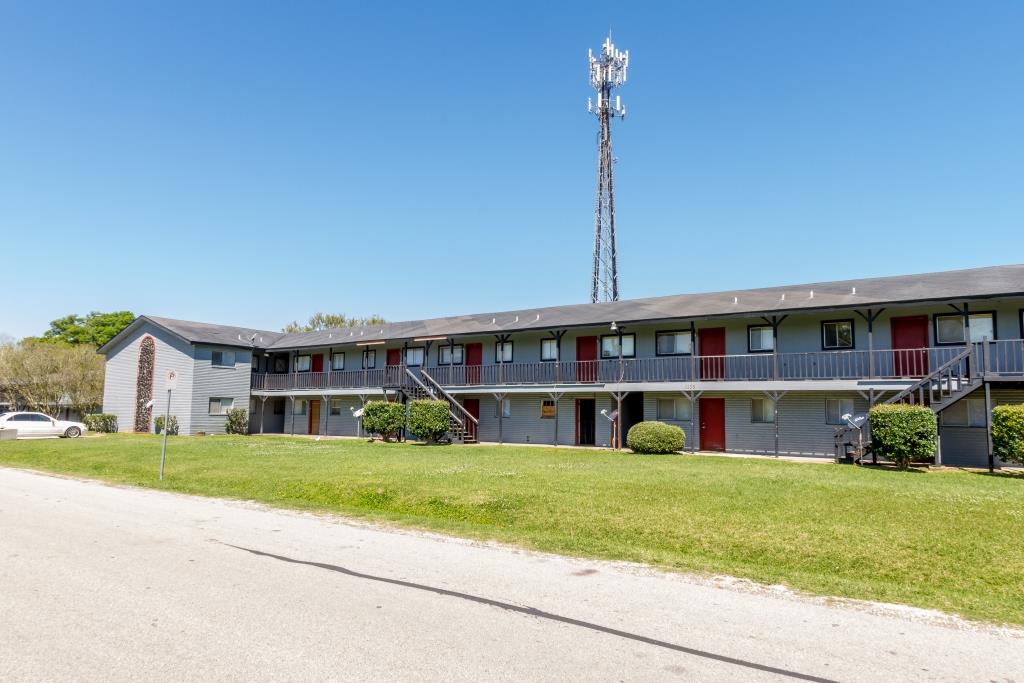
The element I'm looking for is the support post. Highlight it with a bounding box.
[289,395,296,436]
[764,390,786,456]
[259,395,268,435]
[855,309,885,379]
[493,392,507,444]
[611,391,627,450]
[548,391,564,446]
[322,394,330,436]
[682,390,702,453]
[761,315,787,379]
[494,334,512,386]
[985,381,994,473]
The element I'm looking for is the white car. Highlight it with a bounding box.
[0,412,88,438]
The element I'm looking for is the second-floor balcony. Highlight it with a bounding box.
[251,340,1024,392]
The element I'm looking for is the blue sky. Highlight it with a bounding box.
[2,1,1022,339]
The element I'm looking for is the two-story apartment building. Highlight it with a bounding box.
[98,264,1024,467]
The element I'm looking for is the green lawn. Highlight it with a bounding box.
[2,434,1022,625]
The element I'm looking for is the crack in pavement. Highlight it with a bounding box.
[223,542,837,682]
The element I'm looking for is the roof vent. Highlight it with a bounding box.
[513,316,519,323]
[491,318,496,324]
[733,296,738,304]
[809,290,814,299]
[781,294,785,301]
[535,314,541,321]
[851,286,856,295]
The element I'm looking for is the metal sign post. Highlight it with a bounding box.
[159,369,177,481]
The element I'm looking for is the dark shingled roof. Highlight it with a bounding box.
[101,264,1024,354]
[265,264,1024,350]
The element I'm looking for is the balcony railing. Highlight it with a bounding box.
[250,340,1024,391]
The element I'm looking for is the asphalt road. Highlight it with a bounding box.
[1,467,1021,682]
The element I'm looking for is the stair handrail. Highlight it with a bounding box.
[883,345,974,406]
[419,369,479,428]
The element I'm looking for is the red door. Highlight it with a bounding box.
[891,316,929,377]
[576,336,598,382]
[698,328,726,380]
[311,353,324,372]
[386,349,402,366]
[465,343,482,384]
[462,398,480,441]
[699,397,725,451]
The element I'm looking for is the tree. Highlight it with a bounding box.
[0,340,105,416]
[40,311,135,347]
[282,312,387,333]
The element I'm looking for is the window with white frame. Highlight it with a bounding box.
[601,333,635,358]
[211,349,236,367]
[942,398,987,427]
[656,397,692,421]
[935,313,996,344]
[331,352,345,371]
[751,397,775,423]
[208,397,234,415]
[495,341,513,363]
[656,331,692,355]
[405,347,424,367]
[292,398,307,415]
[822,320,854,349]
[748,326,774,352]
[362,349,376,369]
[330,398,342,416]
[439,344,464,365]
[294,355,311,372]
[825,398,855,425]
[540,338,558,362]
[494,397,511,418]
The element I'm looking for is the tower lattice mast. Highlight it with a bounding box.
[588,36,628,303]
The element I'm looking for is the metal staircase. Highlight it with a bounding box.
[884,345,981,412]
[403,369,479,444]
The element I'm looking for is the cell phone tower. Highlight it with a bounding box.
[587,35,628,303]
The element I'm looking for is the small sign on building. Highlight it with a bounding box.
[165,369,178,391]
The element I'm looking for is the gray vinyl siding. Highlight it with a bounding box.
[938,387,1024,468]
[190,345,253,435]
[458,393,613,447]
[267,396,365,437]
[643,391,867,457]
[101,323,195,434]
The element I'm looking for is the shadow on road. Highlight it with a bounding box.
[223,542,835,683]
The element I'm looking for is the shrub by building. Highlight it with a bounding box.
[407,399,450,443]
[992,404,1024,466]
[83,413,118,433]
[868,404,937,470]
[155,415,179,435]
[362,401,406,442]
[225,408,248,435]
[627,421,685,454]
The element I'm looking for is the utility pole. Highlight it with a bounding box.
[587,35,629,303]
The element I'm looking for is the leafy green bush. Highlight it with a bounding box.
[992,404,1024,466]
[83,413,118,433]
[362,401,406,441]
[225,408,249,435]
[154,415,179,435]
[869,404,937,470]
[627,421,685,454]
[407,399,450,443]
